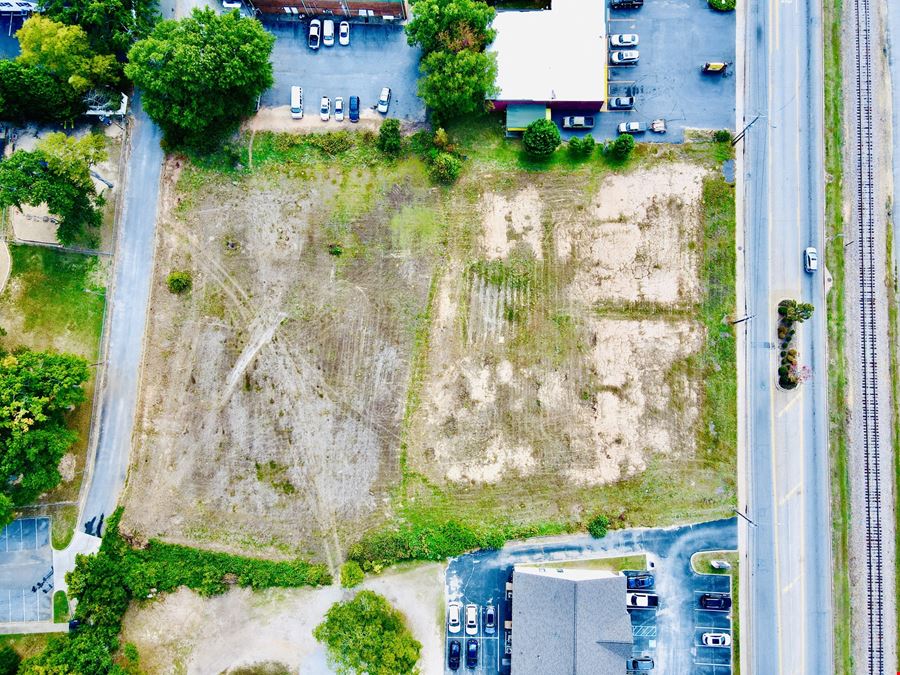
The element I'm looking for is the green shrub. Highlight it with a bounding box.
[522,118,561,159]
[429,152,463,184]
[567,135,595,158]
[377,118,403,156]
[166,270,192,294]
[308,131,354,155]
[0,646,21,675]
[708,0,736,9]
[608,133,635,161]
[340,560,365,588]
[713,129,732,143]
[587,514,610,539]
[315,591,421,674]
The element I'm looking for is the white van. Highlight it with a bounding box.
[290,86,303,119]
[323,19,335,47]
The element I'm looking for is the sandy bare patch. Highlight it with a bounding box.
[121,564,446,675]
[407,162,708,489]
[123,159,434,563]
[58,453,76,483]
[561,162,707,305]
[11,205,61,246]
[480,187,544,259]
[244,106,392,134]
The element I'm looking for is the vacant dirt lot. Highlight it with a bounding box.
[123,132,722,562]
[121,563,445,675]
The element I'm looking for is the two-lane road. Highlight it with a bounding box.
[80,94,163,536]
[741,0,832,671]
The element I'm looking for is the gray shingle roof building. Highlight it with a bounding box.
[511,567,633,674]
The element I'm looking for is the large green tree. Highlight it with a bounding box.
[0,349,90,519]
[0,148,105,245]
[418,49,497,123]
[16,15,118,93]
[406,0,496,54]
[314,591,422,675]
[0,60,86,123]
[39,0,158,56]
[126,8,275,150]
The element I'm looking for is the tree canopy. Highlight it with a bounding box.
[16,15,118,93]
[39,0,158,56]
[0,349,90,520]
[522,118,561,159]
[417,49,497,123]
[126,8,275,151]
[0,145,106,246]
[314,591,422,675]
[406,0,496,54]
[0,60,86,123]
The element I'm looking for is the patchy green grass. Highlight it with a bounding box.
[51,504,78,550]
[53,591,69,623]
[822,0,852,668]
[0,633,52,659]
[0,245,106,504]
[522,553,647,573]
[692,551,740,674]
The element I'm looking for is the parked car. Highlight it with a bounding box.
[485,605,496,634]
[702,632,732,647]
[562,116,595,129]
[650,118,667,133]
[308,19,321,49]
[377,87,391,114]
[626,592,659,609]
[222,0,241,8]
[804,246,818,272]
[319,96,330,121]
[618,121,646,134]
[339,20,350,46]
[702,61,728,74]
[710,559,731,570]
[610,33,639,47]
[699,593,732,611]
[448,602,462,634]
[448,639,461,670]
[626,656,655,671]
[610,0,643,7]
[465,603,478,635]
[607,96,635,111]
[323,19,335,47]
[290,85,303,119]
[626,573,654,590]
[466,639,479,669]
[610,50,640,65]
[349,95,360,122]
[335,96,344,122]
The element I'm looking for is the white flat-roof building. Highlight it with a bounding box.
[487,0,607,119]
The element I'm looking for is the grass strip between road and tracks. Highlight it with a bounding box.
[823,0,853,667]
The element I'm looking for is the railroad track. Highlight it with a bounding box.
[851,0,884,667]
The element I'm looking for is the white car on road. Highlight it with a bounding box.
[804,246,818,272]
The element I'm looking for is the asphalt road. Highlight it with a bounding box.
[740,0,832,669]
[81,94,163,537]
[445,518,737,674]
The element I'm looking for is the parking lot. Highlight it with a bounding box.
[0,518,54,622]
[555,0,736,143]
[0,14,23,58]
[261,21,426,123]
[445,519,736,674]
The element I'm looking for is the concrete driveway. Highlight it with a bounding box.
[0,518,53,622]
[444,518,737,674]
[556,0,736,143]
[260,21,426,123]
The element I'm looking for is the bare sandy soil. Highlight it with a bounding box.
[408,163,707,491]
[123,140,711,562]
[244,106,392,134]
[121,563,445,675]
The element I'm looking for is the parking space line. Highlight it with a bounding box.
[695,626,732,632]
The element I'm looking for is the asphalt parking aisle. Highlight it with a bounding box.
[0,517,53,622]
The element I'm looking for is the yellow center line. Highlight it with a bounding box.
[782,574,802,595]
